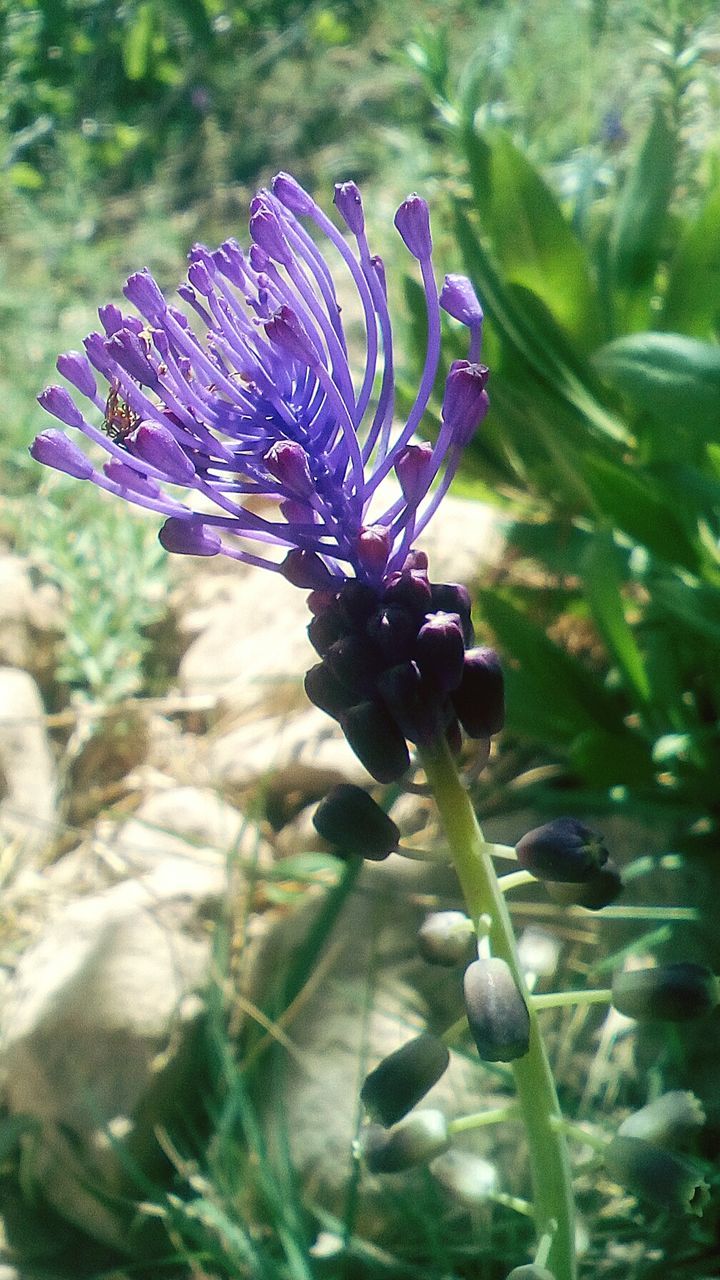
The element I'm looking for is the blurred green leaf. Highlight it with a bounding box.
[477,589,626,744]
[651,578,720,643]
[569,728,654,786]
[662,185,720,338]
[122,2,154,82]
[610,101,676,290]
[470,129,602,348]
[582,455,700,572]
[594,332,720,438]
[581,529,651,702]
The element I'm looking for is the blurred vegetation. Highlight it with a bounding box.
[2,2,720,1278]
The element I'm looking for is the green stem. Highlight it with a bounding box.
[420,738,577,1280]
[449,1104,520,1134]
[532,988,611,1011]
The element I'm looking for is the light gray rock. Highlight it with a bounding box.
[0,856,226,1249]
[111,784,274,876]
[0,668,58,859]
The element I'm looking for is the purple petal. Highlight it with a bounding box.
[333,181,364,235]
[271,172,315,216]
[394,194,432,261]
[123,270,167,321]
[56,351,97,398]
[441,360,490,446]
[132,423,197,485]
[37,385,85,428]
[440,275,484,329]
[159,516,220,556]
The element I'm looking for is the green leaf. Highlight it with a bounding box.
[581,530,651,702]
[582,455,700,572]
[610,101,677,290]
[662,186,720,337]
[122,2,154,81]
[650,578,720,643]
[594,332,720,455]
[477,589,626,745]
[473,130,602,348]
[569,728,655,787]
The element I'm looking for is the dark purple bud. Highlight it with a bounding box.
[418,911,476,967]
[333,180,365,235]
[56,350,97,398]
[265,306,317,365]
[313,783,400,860]
[325,633,382,698]
[132,423,196,485]
[105,330,157,387]
[307,589,337,617]
[544,860,623,910]
[249,196,292,265]
[307,604,347,658]
[440,274,484,330]
[516,818,609,883]
[264,440,315,499]
[366,605,418,664]
[360,1111,449,1173]
[30,429,94,480]
[282,549,335,590]
[429,582,473,643]
[341,700,410,783]
[402,549,429,573]
[441,360,490,447]
[357,525,392,579]
[303,661,353,720]
[394,194,432,260]
[604,1136,710,1216]
[123,269,166,321]
[377,661,444,746]
[337,579,380,629]
[611,963,718,1022]
[382,568,432,620]
[361,1033,450,1126]
[415,612,466,692]
[463,958,530,1062]
[395,442,433,501]
[618,1092,705,1148]
[271,171,315,216]
[104,459,161,497]
[452,647,505,737]
[38,385,85,429]
[159,517,221,556]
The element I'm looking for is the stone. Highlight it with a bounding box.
[110,784,274,876]
[0,668,58,860]
[0,554,62,684]
[0,856,227,1250]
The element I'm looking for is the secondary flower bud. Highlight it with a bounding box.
[418,911,477,967]
[611,963,718,1022]
[441,360,490,447]
[341,700,410,783]
[312,784,399,861]
[30,430,94,480]
[394,194,432,260]
[430,1149,497,1206]
[452,647,505,738]
[377,661,444,746]
[463,958,530,1062]
[158,517,220,556]
[543,860,623,910]
[360,1110,450,1173]
[604,1136,710,1215]
[333,180,365,235]
[361,1033,450,1127]
[439,274,484,330]
[415,613,466,692]
[618,1092,705,1148]
[516,818,609,883]
[303,661,353,720]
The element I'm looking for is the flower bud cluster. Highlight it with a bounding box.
[304,565,504,782]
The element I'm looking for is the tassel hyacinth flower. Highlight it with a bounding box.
[32,175,711,1280]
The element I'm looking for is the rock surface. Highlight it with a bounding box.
[0,667,58,860]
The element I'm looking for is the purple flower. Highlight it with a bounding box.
[33,174,488,591]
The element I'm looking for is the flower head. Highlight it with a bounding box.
[32,174,488,592]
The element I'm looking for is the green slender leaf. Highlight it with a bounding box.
[650,579,720,643]
[569,728,655,786]
[662,186,720,337]
[473,129,602,348]
[581,530,651,702]
[582,455,700,572]
[610,101,677,289]
[594,332,720,437]
[477,589,626,743]
[122,2,154,81]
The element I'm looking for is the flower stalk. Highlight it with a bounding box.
[420,735,577,1280]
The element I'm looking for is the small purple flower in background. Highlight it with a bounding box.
[32,173,499,780]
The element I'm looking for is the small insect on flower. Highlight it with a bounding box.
[102,385,140,443]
